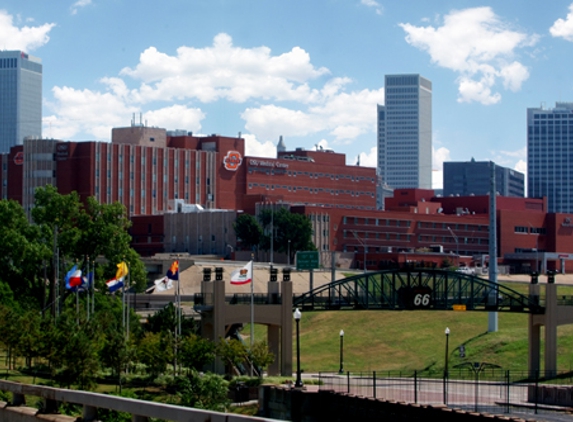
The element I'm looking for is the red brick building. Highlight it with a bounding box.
[3,126,573,273]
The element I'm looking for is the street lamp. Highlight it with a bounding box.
[288,239,291,266]
[338,329,344,374]
[443,327,450,405]
[294,308,303,388]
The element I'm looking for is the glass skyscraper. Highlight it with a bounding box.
[443,160,524,198]
[527,102,573,213]
[0,51,42,153]
[377,74,432,205]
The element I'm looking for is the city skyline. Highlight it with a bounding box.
[2,1,573,188]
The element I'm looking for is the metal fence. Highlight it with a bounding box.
[318,369,573,417]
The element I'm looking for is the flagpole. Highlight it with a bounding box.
[121,263,126,337]
[250,257,254,376]
[126,265,130,341]
[91,258,95,317]
[86,258,90,320]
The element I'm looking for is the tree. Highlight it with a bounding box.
[169,372,229,411]
[180,334,216,371]
[249,340,274,376]
[258,207,315,262]
[233,213,262,251]
[0,199,51,305]
[215,338,249,374]
[31,185,147,293]
[137,332,172,377]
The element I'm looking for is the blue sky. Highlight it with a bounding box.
[3,1,573,188]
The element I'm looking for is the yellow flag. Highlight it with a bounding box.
[115,261,128,280]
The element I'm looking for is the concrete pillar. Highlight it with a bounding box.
[281,280,293,376]
[268,325,280,376]
[528,273,541,374]
[545,272,558,376]
[528,317,541,374]
[83,405,98,421]
[213,279,226,374]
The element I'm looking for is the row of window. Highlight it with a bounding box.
[248,183,374,197]
[515,226,546,235]
[342,216,412,227]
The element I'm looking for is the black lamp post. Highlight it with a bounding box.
[338,329,344,374]
[294,308,303,388]
[443,327,450,405]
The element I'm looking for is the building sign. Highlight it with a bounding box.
[13,151,23,165]
[562,217,573,228]
[223,150,242,171]
[248,159,289,169]
[55,143,69,161]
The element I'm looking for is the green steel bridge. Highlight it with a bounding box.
[293,268,546,314]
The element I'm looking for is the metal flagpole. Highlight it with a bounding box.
[176,259,181,375]
[126,265,130,341]
[91,258,95,316]
[177,260,181,338]
[250,258,254,376]
[86,258,90,320]
[121,263,126,336]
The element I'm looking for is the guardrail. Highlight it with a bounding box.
[0,379,276,422]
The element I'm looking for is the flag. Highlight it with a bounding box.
[106,278,124,293]
[65,265,83,289]
[154,260,178,292]
[154,276,173,292]
[230,261,252,285]
[106,261,128,293]
[166,260,179,281]
[77,271,94,292]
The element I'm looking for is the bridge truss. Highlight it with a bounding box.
[293,269,544,314]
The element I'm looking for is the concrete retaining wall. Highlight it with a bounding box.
[258,386,541,422]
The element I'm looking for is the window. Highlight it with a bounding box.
[514,226,528,234]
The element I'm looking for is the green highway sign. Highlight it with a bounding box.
[296,251,320,270]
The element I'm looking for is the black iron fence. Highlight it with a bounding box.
[318,369,573,417]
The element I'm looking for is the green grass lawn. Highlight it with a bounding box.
[279,309,573,373]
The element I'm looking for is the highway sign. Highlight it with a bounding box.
[296,251,319,270]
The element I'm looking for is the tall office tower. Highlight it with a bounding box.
[443,160,524,198]
[527,102,573,213]
[0,51,42,153]
[377,74,432,202]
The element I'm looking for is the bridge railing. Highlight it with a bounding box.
[193,293,282,308]
[318,369,573,417]
[0,379,274,422]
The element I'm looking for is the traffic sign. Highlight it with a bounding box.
[296,251,319,270]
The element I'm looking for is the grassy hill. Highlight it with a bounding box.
[267,309,573,373]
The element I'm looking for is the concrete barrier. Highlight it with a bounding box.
[0,380,277,422]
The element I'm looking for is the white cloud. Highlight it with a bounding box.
[243,133,276,158]
[241,87,384,143]
[120,33,329,104]
[361,0,383,16]
[143,105,205,132]
[432,146,451,189]
[400,7,538,105]
[356,145,377,167]
[46,33,385,146]
[0,10,55,51]
[70,0,92,15]
[550,3,573,41]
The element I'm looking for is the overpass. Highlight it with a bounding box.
[190,267,573,376]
